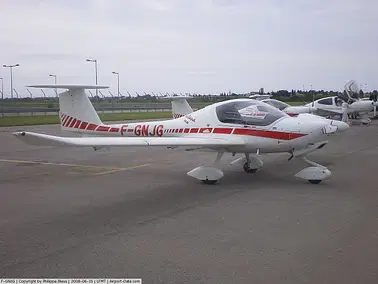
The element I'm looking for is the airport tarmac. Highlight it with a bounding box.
[1,121,378,283]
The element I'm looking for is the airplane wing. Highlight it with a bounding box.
[12,131,245,149]
[312,108,344,117]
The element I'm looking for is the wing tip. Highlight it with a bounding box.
[12,131,26,136]
[26,84,109,90]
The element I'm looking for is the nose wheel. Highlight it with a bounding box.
[294,156,331,184]
[308,179,322,184]
[201,179,218,185]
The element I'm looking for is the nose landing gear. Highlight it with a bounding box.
[294,156,331,184]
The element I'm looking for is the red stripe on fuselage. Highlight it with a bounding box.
[199,128,213,133]
[67,124,306,141]
[213,128,233,134]
[109,127,120,132]
[190,128,199,133]
[97,126,110,132]
[232,128,306,140]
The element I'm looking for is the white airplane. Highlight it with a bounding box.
[12,84,349,185]
[261,99,316,117]
[303,96,375,122]
[264,96,373,122]
[262,81,375,123]
[249,94,272,100]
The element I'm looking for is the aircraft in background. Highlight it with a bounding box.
[303,80,376,124]
[249,94,272,100]
[303,96,374,123]
[13,84,349,185]
[261,81,375,124]
[261,99,316,117]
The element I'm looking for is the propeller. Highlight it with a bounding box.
[342,80,360,103]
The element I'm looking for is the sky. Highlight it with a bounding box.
[0,0,377,97]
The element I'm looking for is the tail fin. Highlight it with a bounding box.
[161,96,193,119]
[27,85,108,131]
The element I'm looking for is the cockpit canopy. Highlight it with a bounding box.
[262,99,290,111]
[215,100,288,126]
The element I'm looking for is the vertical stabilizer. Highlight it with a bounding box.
[27,85,108,132]
[170,97,193,118]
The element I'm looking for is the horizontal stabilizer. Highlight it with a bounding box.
[160,96,193,100]
[12,131,245,148]
[26,84,109,90]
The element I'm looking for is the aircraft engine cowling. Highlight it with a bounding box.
[349,100,374,113]
[285,106,312,115]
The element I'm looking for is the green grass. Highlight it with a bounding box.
[0,112,173,127]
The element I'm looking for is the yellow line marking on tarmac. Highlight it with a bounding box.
[93,164,151,176]
[0,159,151,176]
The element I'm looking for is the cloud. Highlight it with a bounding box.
[0,0,377,97]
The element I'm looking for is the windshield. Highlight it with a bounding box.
[215,100,287,126]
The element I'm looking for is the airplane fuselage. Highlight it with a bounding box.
[60,104,346,154]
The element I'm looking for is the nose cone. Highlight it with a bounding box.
[331,120,350,133]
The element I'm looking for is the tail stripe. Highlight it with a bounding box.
[65,117,73,127]
[74,120,81,128]
[86,123,97,131]
[62,115,69,126]
[69,118,77,128]
[60,113,121,133]
[62,116,69,126]
[66,117,73,127]
[80,122,88,130]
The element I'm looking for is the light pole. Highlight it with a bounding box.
[49,74,57,84]
[49,74,58,97]
[86,58,98,97]
[112,71,120,98]
[3,64,19,102]
[0,77,3,117]
[310,84,314,105]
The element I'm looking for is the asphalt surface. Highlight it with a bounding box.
[1,122,378,283]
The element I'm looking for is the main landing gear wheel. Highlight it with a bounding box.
[243,162,258,173]
[201,180,217,185]
[308,180,322,184]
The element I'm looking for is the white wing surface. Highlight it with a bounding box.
[12,131,245,148]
